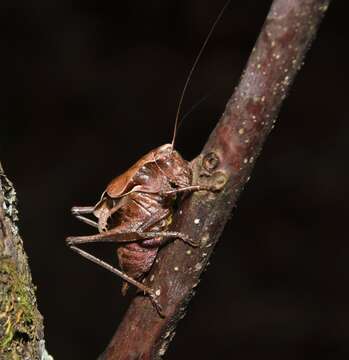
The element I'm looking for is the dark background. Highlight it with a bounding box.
[1,1,348,359]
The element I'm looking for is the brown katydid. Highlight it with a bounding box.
[66,1,230,315]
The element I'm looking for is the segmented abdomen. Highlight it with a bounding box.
[117,240,160,280]
[116,191,171,281]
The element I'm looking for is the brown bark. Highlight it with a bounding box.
[101,0,331,359]
[0,163,52,359]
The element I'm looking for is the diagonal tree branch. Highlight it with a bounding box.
[100,0,331,358]
[0,163,52,360]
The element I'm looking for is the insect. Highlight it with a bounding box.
[66,1,230,314]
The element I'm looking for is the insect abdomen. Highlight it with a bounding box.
[117,242,159,280]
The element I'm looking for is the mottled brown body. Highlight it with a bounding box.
[96,144,191,292]
[66,143,206,306]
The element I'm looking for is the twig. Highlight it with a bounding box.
[0,163,52,359]
[101,0,331,359]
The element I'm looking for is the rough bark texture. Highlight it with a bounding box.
[0,163,52,360]
[101,0,331,359]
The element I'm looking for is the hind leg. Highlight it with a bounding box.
[69,245,164,316]
[66,229,196,246]
[67,207,196,247]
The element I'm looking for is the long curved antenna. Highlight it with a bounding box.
[177,78,237,133]
[178,91,214,131]
[171,0,231,149]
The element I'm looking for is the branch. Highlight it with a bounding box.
[101,0,330,359]
[0,163,52,360]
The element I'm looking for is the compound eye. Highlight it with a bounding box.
[169,179,177,188]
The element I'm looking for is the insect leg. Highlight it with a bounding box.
[71,206,94,215]
[69,245,163,316]
[66,231,147,246]
[75,215,98,228]
[138,209,197,246]
[70,206,98,228]
[66,230,196,246]
[139,231,198,247]
[156,231,197,247]
[160,184,217,196]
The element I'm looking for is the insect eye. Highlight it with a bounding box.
[169,180,177,188]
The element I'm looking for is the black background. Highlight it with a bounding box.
[2,1,349,359]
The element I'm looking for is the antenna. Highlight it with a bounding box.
[171,0,231,149]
